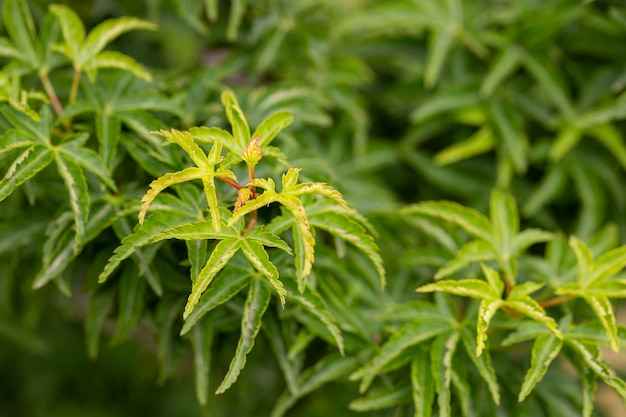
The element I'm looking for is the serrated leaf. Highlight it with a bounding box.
[3,0,40,66]
[0,146,53,201]
[459,326,500,404]
[85,287,114,359]
[435,240,495,279]
[354,320,451,393]
[215,277,271,394]
[187,240,207,283]
[504,296,561,339]
[349,385,412,412]
[283,277,343,355]
[189,317,213,405]
[476,299,503,356]
[221,90,249,152]
[184,238,241,319]
[417,279,499,300]
[49,4,85,61]
[153,220,237,242]
[87,50,153,81]
[252,110,294,148]
[411,346,436,417]
[592,245,626,284]
[111,265,146,344]
[154,296,183,383]
[568,340,626,399]
[431,331,460,417]
[240,239,285,305]
[403,201,493,243]
[181,267,252,335]
[189,126,238,154]
[490,190,518,249]
[139,167,204,224]
[152,128,210,168]
[99,211,191,283]
[518,333,563,402]
[309,211,385,287]
[82,16,156,65]
[95,113,120,169]
[59,137,117,191]
[54,152,89,253]
[569,235,594,285]
[586,295,619,352]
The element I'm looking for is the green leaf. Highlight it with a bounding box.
[188,317,213,405]
[181,267,252,335]
[460,327,500,405]
[187,240,207,283]
[549,126,581,162]
[592,245,626,284]
[424,29,453,89]
[154,296,183,383]
[95,113,121,169]
[411,346,436,417]
[82,16,156,66]
[431,331,460,417]
[417,279,499,301]
[490,190,518,248]
[87,50,153,82]
[434,126,494,166]
[184,238,242,319]
[111,265,146,344]
[518,333,563,402]
[252,110,294,148]
[476,299,503,356]
[283,277,344,355]
[349,385,412,412]
[139,166,204,224]
[189,126,238,154]
[59,138,117,191]
[435,240,495,279]
[585,295,619,352]
[353,320,451,393]
[489,100,528,173]
[0,146,53,201]
[221,90,250,152]
[568,340,626,399]
[503,296,561,340]
[54,151,89,254]
[153,220,237,242]
[403,201,493,243]
[569,235,594,285]
[587,123,626,170]
[99,211,191,284]
[85,288,114,359]
[510,229,554,256]
[240,239,285,305]
[215,277,271,394]
[308,210,385,287]
[49,4,85,62]
[481,47,520,96]
[3,0,40,66]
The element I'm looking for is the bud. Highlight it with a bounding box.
[234,187,252,212]
[242,136,262,166]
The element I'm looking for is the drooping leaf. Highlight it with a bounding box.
[411,345,436,417]
[518,333,563,402]
[215,277,272,394]
[188,317,213,405]
[430,331,460,417]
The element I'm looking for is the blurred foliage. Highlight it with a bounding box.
[1,0,626,416]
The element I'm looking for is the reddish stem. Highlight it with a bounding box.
[539,295,574,309]
[217,175,243,190]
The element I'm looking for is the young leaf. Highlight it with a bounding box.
[240,239,286,305]
[215,277,272,394]
[221,90,250,152]
[252,110,294,148]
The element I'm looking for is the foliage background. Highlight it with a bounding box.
[1,0,626,416]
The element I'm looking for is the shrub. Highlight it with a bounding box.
[1,1,625,416]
